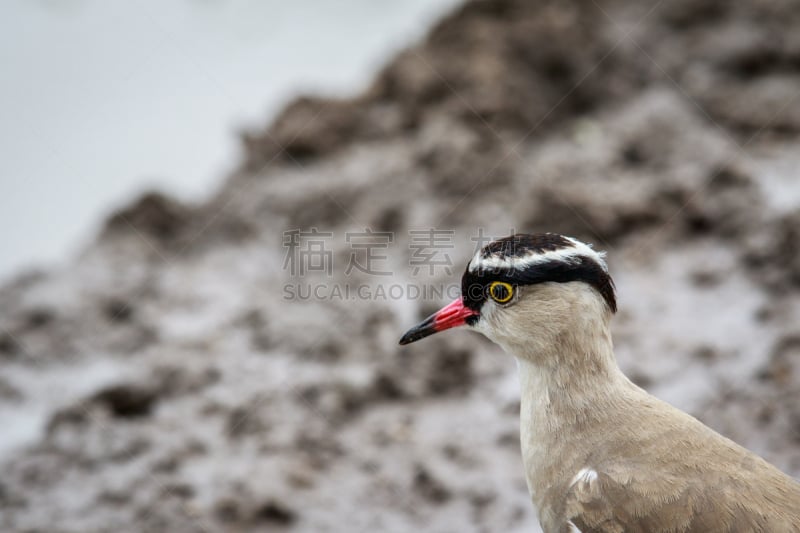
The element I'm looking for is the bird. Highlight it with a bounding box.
[399,233,800,532]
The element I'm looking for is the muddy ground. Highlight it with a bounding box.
[2,0,800,531]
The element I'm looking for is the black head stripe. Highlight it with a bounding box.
[514,255,617,313]
[462,263,487,311]
[462,234,617,313]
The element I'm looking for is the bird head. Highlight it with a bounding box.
[399,233,616,357]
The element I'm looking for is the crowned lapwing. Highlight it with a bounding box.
[400,233,800,532]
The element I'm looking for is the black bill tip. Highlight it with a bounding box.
[398,314,436,345]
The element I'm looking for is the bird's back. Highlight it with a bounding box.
[530,388,800,533]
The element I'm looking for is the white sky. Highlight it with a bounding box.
[0,0,461,282]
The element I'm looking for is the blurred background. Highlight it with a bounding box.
[1,0,800,532]
[0,0,460,281]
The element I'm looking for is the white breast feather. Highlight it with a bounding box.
[567,520,582,533]
[570,467,599,488]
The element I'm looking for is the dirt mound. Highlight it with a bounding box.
[2,1,800,532]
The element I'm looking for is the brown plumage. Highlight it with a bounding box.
[400,233,800,532]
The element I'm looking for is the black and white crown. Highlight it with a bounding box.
[462,233,616,313]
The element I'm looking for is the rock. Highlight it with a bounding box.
[90,383,158,419]
[252,499,297,526]
[104,191,191,245]
[413,464,451,504]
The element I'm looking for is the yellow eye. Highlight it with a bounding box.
[489,281,514,304]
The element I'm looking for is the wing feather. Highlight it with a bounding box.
[560,462,800,533]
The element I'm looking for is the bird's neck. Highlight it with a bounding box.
[516,317,627,414]
[512,316,638,501]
